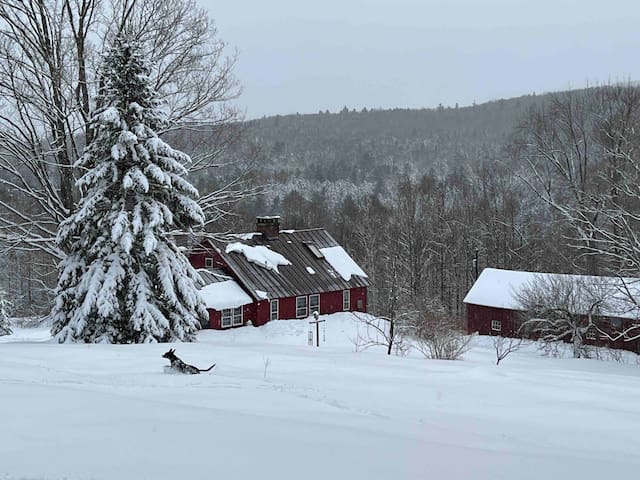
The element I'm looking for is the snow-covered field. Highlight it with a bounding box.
[1,313,640,480]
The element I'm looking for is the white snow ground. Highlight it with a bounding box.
[1,313,640,480]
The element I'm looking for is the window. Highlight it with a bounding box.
[611,318,622,330]
[205,257,214,268]
[270,299,279,321]
[296,296,308,318]
[221,307,243,328]
[304,242,324,259]
[491,320,501,332]
[357,299,364,311]
[309,294,320,315]
[585,329,597,341]
[343,290,350,311]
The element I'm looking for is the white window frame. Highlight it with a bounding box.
[205,257,214,268]
[232,306,243,326]
[343,290,350,311]
[221,306,243,328]
[221,309,232,328]
[270,299,279,321]
[309,294,320,315]
[491,320,501,332]
[296,296,308,318]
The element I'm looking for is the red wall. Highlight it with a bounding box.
[207,288,370,328]
[466,303,520,336]
[466,303,640,353]
[190,250,227,270]
[207,303,256,329]
[350,287,367,313]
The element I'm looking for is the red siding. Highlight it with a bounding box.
[466,303,640,353]
[278,296,298,319]
[466,303,520,336]
[206,303,255,330]
[320,290,343,314]
[350,287,367,313]
[189,250,227,270]
[255,300,270,326]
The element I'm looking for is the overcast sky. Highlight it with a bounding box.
[202,0,640,118]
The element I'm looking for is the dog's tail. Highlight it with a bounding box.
[199,364,216,372]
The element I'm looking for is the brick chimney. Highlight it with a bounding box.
[256,215,280,240]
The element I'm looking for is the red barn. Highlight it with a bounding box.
[188,216,369,329]
[464,268,640,353]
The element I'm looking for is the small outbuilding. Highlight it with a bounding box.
[464,268,640,352]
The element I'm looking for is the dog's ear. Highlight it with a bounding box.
[170,348,175,354]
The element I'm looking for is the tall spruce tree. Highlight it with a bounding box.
[51,34,208,343]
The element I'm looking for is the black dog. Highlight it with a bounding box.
[162,348,215,374]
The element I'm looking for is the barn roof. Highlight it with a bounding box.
[206,228,369,300]
[463,268,640,319]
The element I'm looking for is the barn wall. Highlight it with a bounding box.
[466,303,520,336]
[466,303,640,353]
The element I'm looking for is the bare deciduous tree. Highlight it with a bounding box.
[516,274,615,358]
[493,335,526,365]
[0,0,243,311]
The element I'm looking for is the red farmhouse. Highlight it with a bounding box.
[188,216,369,329]
[464,267,640,353]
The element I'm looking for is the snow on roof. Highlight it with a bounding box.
[255,290,269,300]
[199,279,252,311]
[319,246,368,281]
[226,242,292,273]
[463,268,640,318]
[306,266,316,275]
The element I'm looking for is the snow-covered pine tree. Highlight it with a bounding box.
[51,34,208,343]
[0,290,11,336]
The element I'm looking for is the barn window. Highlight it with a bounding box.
[357,299,364,311]
[296,296,308,318]
[585,328,597,341]
[270,299,279,321]
[491,320,501,332]
[205,257,214,268]
[611,318,622,330]
[343,290,350,311]
[221,307,243,328]
[309,294,320,315]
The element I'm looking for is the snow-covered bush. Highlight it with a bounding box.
[411,311,473,360]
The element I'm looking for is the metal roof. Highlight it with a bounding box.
[209,228,369,300]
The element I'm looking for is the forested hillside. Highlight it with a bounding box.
[201,85,640,319]
[6,84,640,322]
